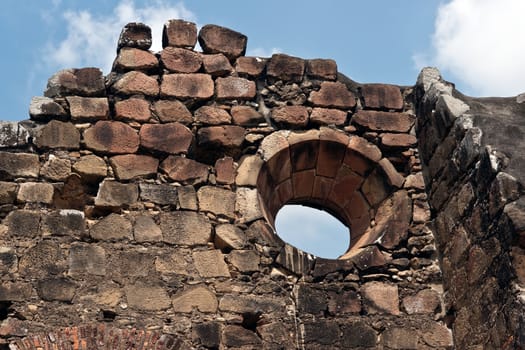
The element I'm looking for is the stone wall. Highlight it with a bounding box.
[0,18,521,349]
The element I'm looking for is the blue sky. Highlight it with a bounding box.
[1,0,525,258]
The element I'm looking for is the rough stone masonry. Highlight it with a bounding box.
[0,19,523,349]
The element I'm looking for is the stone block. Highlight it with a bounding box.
[275,244,314,276]
[67,96,109,122]
[219,294,285,314]
[309,81,356,109]
[0,247,17,274]
[160,156,209,185]
[114,47,158,71]
[361,281,399,315]
[17,182,54,204]
[0,182,17,204]
[421,322,454,348]
[114,98,151,122]
[198,24,247,60]
[36,278,77,302]
[198,186,236,218]
[40,156,71,181]
[125,282,171,311]
[267,54,305,83]
[0,122,30,148]
[112,71,159,96]
[330,167,363,207]
[160,47,202,73]
[381,133,417,148]
[235,56,266,77]
[153,99,193,124]
[90,213,132,241]
[362,169,389,207]
[272,105,309,128]
[222,325,262,347]
[194,106,231,125]
[110,154,159,180]
[292,169,315,199]
[403,288,441,314]
[155,250,189,276]
[139,122,192,154]
[310,107,347,126]
[297,285,327,314]
[306,59,337,80]
[45,68,105,97]
[202,53,233,76]
[193,322,221,349]
[327,289,361,315]
[341,321,377,348]
[361,83,404,110]
[216,76,256,100]
[215,156,236,184]
[161,73,214,99]
[259,130,290,161]
[379,158,405,188]
[84,121,139,154]
[303,320,339,345]
[133,214,162,242]
[236,188,262,223]
[139,183,178,205]
[214,224,246,250]
[94,180,138,208]
[0,152,39,180]
[117,22,152,50]
[160,211,211,246]
[198,125,245,149]
[41,209,85,237]
[352,110,415,132]
[0,282,31,301]
[404,173,425,190]
[72,155,107,182]
[376,190,411,249]
[172,285,218,313]
[231,105,265,125]
[35,120,80,150]
[235,155,263,186]
[178,185,198,210]
[19,241,63,277]
[29,96,67,120]
[316,140,346,177]
[348,136,382,162]
[382,327,419,349]
[193,249,230,277]
[68,243,106,276]
[163,19,197,48]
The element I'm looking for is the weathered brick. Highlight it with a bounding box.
[35,120,80,150]
[153,99,193,124]
[29,96,67,121]
[172,285,218,312]
[162,19,197,49]
[40,156,71,181]
[352,110,415,132]
[216,76,256,100]
[72,154,107,182]
[306,59,337,80]
[84,121,139,154]
[114,98,151,122]
[17,182,54,204]
[160,47,202,73]
[202,53,233,76]
[45,68,105,97]
[161,73,214,99]
[160,156,209,184]
[125,282,171,311]
[235,56,266,77]
[272,105,309,128]
[139,183,178,205]
[110,154,158,180]
[114,47,158,71]
[117,22,152,51]
[215,156,236,184]
[160,211,212,246]
[198,24,247,60]
[267,54,305,83]
[112,71,159,96]
[309,81,356,109]
[231,105,265,125]
[198,186,236,218]
[139,122,192,154]
[361,83,403,110]
[194,106,231,125]
[94,180,138,208]
[193,249,230,277]
[198,126,245,148]
[310,107,347,126]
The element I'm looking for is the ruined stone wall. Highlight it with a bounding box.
[5,18,524,349]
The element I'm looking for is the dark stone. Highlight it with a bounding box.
[0,282,32,301]
[303,320,339,345]
[193,322,221,348]
[0,152,40,180]
[19,241,64,277]
[139,183,178,205]
[45,68,105,97]
[163,19,197,49]
[222,325,262,347]
[6,210,40,238]
[118,22,152,51]
[341,321,377,348]
[267,54,305,83]
[36,278,77,302]
[297,285,327,314]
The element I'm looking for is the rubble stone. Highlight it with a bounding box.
[110,154,159,180]
[154,99,193,124]
[160,211,211,246]
[198,24,247,60]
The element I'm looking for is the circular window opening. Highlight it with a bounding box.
[275,204,350,259]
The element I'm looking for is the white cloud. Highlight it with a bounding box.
[427,0,525,96]
[247,47,282,58]
[43,0,196,73]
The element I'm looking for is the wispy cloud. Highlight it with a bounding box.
[247,47,282,58]
[42,0,196,73]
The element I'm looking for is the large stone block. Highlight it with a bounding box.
[198,125,245,148]
[72,154,107,182]
[361,281,400,315]
[308,81,356,109]
[160,47,202,73]
[84,121,139,154]
[94,180,138,208]
[114,47,158,71]
[303,320,340,346]
[153,99,193,124]
[193,322,221,349]
[198,24,247,60]
[306,59,337,80]
[352,110,415,132]
[219,294,285,314]
[36,278,77,302]
[193,250,230,277]
[68,243,106,276]
[40,156,71,181]
[235,56,266,77]
[202,53,233,76]
[0,122,30,148]
[117,22,152,50]
[140,122,192,154]
[267,54,305,83]
[161,73,214,99]
[125,282,171,311]
[162,19,197,49]
[228,250,260,272]
[272,105,309,128]
[110,154,159,180]
[160,211,212,246]
[6,210,40,237]
[139,183,178,205]
[160,156,209,184]
[45,68,105,97]
[194,106,231,125]
[197,186,236,218]
[0,282,32,301]
[172,285,218,313]
[214,224,246,250]
[361,83,404,110]
[341,321,377,348]
[114,98,151,122]
[216,77,256,100]
[133,214,163,242]
[236,188,262,223]
[29,96,67,121]
[310,107,347,126]
[67,96,109,122]
[235,155,263,186]
[41,210,85,237]
[112,71,159,96]
[90,213,133,241]
[17,182,54,204]
[35,120,80,150]
[215,156,236,184]
[0,152,40,180]
[222,325,262,347]
[0,182,17,205]
[231,105,265,126]
[20,241,64,277]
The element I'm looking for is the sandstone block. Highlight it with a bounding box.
[160,47,202,73]
[235,155,263,186]
[110,154,158,180]
[403,288,441,314]
[19,241,63,277]
[160,156,209,184]
[216,76,256,100]
[361,83,404,110]
[29,96,67,120]
[309,81,356,109]
[306,59,337,80]
[352,110,415,132]
[0,122,29,148]
[267,54,305,83]
[231,105,264,125]
[133,214,162,242]
[17,182,54,204]
[162,19,197,48]
[178,185,198,210]
[421,322,454,348]
[139,122,192,154]
[155,250,189,275]
[222,325,262,347]
[214,224,246,250]
[379,158,405,188]
[198,24,247,60]
[361,169,390,206]
[193,322,221,349]
[316,140,347,177]
[114,98,151,122]
[37,278,77,302]
[198,125,245,148]
[310,107,347,126]
[172,285,218,313]
[202,53,233,76]
[41,209,85,237]
[160,211,212,246]
[303,320,339,346]
[194,106,231,125]
[161,73,214,99]
[347,135,382,162]
[139,183,178,205]
[382,327,419,349]
[68,96,109,121]
[236,188,262,223]
[229,250,260,272]
[198,186,236,218]
[84,121,139,154]
[125,282,171,311]
[40,156,71,181]
[90,213,132,241]
[94,180,138,207]
[215,156,236,184]
[68,243,106,276]
[35,120,80,150]
[0,182,17,204]
[6,210,40,238]
[235,56,266,77]
[72,155,107,182]
[114,47,158,71]
[376,190,411,249]
[112,71,159,96]
[219,294,284,313]
[381,133,417,148]
[154,99,193,124]
[45,68,105,97]
[117,22,152,50]
[404,173,425,190]
[361,281,399,315]
[0,282,31,301]
[327,289,362,314]
[193,249,230,277]
[272,105,309,128]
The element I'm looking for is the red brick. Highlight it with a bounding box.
[235,56,266,77]
[153,100,193,124]
[293,169,316,199]
[110,154,159,180]
[198,24,247,60]
[347,135,382,162]
[215,156,236,184]
[160,47,202,73]
[379,158,405,188]
[115,98,151,122]
[272,106,309,128]
[67,96,109,122]
[84,121,139,154]
[140,122,192,154]
[163,19,197,49]
[161,73,214,99]
[316,140,346,178]
[194,106,231,125]
[361,84,403,111]
[114,47,158,71]
[310,107,347,126]
[306,59,337,80]
[231,106,265,125]
[118,22,152,51]
[160,156,209,184]
[267,54,305,83]
[202,53,233,76]
[309,81,356,109]
[352,110,415,132]
[216,77,256,100]
[381,133,417,148]
[112,71,159,96]
[198,126,245,148]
